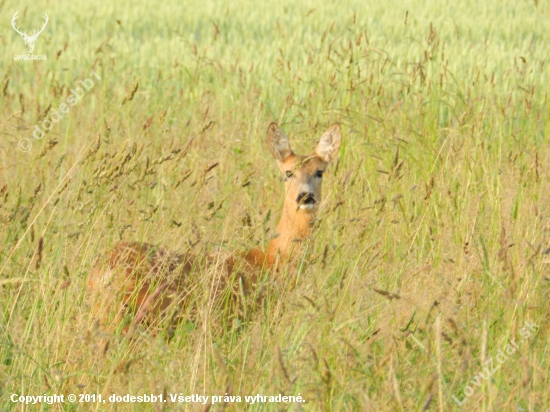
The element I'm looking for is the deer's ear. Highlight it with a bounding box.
[266,123,293,162]
[315,123,342,162]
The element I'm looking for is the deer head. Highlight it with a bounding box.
[12,12,49,54]
[266,122,342,216]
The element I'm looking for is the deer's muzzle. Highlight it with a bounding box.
[297,192,316,210]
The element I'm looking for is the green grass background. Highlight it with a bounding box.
[1,0,549,410]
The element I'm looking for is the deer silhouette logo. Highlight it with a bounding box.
[11,11,49,54]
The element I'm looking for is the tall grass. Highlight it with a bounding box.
[1,0,549,410]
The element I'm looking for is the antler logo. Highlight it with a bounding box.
[11,11,49,54]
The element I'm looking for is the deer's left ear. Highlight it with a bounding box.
[315,123,342,162]
[266,122,293,162]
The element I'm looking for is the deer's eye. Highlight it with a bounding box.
[315,170,324,178]
[285,171,293,179]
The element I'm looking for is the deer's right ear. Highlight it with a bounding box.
[266,123,293,162]
[315,123,342,163]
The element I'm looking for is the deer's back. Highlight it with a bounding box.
[88,241,194,329]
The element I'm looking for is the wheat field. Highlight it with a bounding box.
[1,0,549,410]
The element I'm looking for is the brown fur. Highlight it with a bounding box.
[87,122,342,333]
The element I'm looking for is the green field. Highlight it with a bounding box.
[1,0,549,410]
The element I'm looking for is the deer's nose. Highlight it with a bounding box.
[297,192,315,204]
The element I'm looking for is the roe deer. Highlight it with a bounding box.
[87,122,342,333]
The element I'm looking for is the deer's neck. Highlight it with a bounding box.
[266,208,315,266]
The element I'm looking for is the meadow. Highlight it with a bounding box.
[1,0,549,410]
